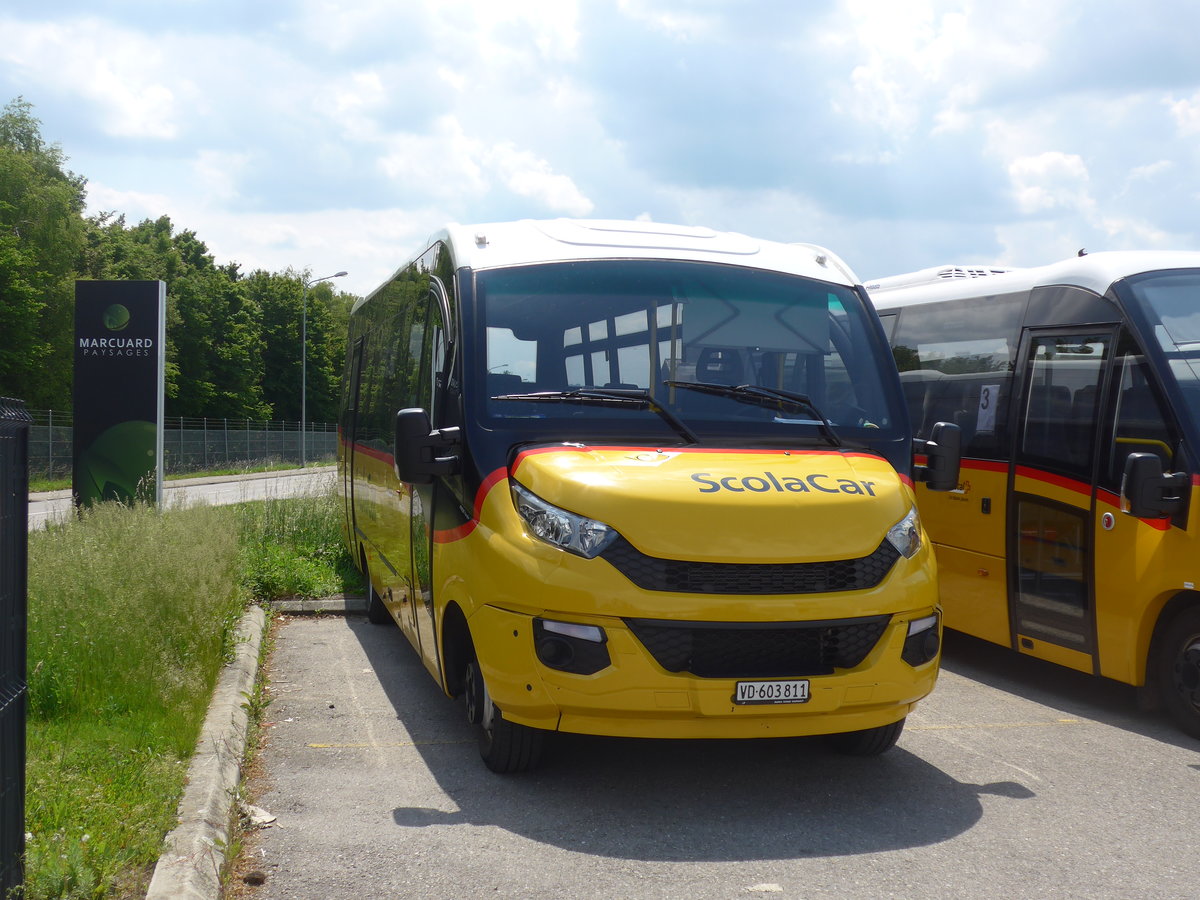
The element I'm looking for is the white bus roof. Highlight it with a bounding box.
[867,250,1200,310]
[426,218,860,285]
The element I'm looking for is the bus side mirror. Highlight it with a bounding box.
[1121,452,1187,519]
[394,408,461,484]
[917,421,962,492]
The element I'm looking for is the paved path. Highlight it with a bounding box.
[27,467,336,529]
[229,616,1200,899]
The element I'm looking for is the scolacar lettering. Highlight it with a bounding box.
[691,472,877,496]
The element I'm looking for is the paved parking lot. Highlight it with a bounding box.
[231,617,1200,899]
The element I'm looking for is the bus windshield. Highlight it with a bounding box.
[1123,269,1200,436]
[472,259,904,452]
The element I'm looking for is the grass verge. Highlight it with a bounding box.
[23,492,356,899]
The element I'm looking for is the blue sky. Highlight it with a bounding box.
[3,0,1199,297]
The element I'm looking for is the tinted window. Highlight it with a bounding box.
[473,260,905,449]
[890,292,1025,458]
[1017,333,1110,480]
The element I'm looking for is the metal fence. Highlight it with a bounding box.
[26,411,337,479]
[0,398,30,896]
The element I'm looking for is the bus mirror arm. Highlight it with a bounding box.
[394,407,462,485]
[915,421,962,492]
[1121,452,1188,519]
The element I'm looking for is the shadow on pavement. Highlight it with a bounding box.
[345,617,1031,863]
[938,629,1199,752]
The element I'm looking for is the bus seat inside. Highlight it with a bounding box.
[488,373,524,395]
[1025,384,1071,462]
[696,347,744,384]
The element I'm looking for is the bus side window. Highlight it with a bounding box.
[1103,342,1177,490]
[890,294,1023,457]
[1020,335,1110,476]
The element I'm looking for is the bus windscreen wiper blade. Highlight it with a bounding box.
[494,388,700,445]
[665,381,842,447]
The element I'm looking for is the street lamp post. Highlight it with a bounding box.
[301,270,348,467]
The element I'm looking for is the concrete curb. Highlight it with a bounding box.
[269,593,366,616]
[145,605,267,900]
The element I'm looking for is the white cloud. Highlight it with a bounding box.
[1167,91,1200,135]
[1007,152,1094,215]
[192,151,252,204]
[0,17,178,138]
[487,143,593,216]
[377,116,487,199]
[7,0,1200,297]
[85,183,173,220]
[613,1,717,42]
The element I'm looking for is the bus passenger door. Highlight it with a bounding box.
[408,283,450,682]
[1008,328,1115,674]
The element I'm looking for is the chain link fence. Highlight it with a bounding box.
[0,398,30,896]
[26,411,338,480]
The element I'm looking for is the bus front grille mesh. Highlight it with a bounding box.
[600,538,900,595]
[624,616,892,678]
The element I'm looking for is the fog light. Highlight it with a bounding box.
[536,636,574,667]
[534,618,611,675]
[902,613,941,667]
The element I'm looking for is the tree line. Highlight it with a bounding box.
[0,97,356,423]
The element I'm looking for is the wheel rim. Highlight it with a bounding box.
[464,660,495,732]
[1171,633,1200,711]
[464,661,482,724]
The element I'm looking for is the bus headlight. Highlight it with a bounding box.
[886,506,923,559]
[511,482,619,558]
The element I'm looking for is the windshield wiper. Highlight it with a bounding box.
[493,388,700,445]
[664,381,842,447]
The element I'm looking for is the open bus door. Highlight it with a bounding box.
[1007,327,1116,674]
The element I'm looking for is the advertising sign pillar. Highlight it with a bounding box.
[73,281,166,506]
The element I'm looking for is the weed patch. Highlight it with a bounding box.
[22,494,355,898]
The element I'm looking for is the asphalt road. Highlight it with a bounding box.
[232,617,1200,900]
[26,467,336,529]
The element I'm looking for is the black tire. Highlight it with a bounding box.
[830,717,905,756]
[465,659,545,773]
[1156,605,1200,739]
[365,575,391,625]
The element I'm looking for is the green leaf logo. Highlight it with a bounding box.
[103,304,131,331]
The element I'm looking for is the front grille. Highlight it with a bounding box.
[625,616,891,678]
[600,537,900,595]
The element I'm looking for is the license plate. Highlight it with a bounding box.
[733,679,810,705]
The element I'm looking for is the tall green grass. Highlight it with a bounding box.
[22,493,357,899]
[233,492,360,601]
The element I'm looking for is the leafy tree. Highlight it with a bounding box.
[0,97,88,407]
[1,97,355,422]
[84,214,272,419]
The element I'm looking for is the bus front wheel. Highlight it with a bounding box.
[464,659,545,773]
[1157,606,1200,739]
[829,717,905,756]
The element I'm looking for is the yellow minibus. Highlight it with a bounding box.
[339,219,960,771]
[869,252,1200,738]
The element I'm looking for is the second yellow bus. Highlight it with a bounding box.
[870,252,1200,738]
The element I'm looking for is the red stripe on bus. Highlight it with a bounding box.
[961,458,1009,473]
[511,444,887,473]
[1043,478,1173,531]
[432,466,508,544]
[1014,465,1091,498]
